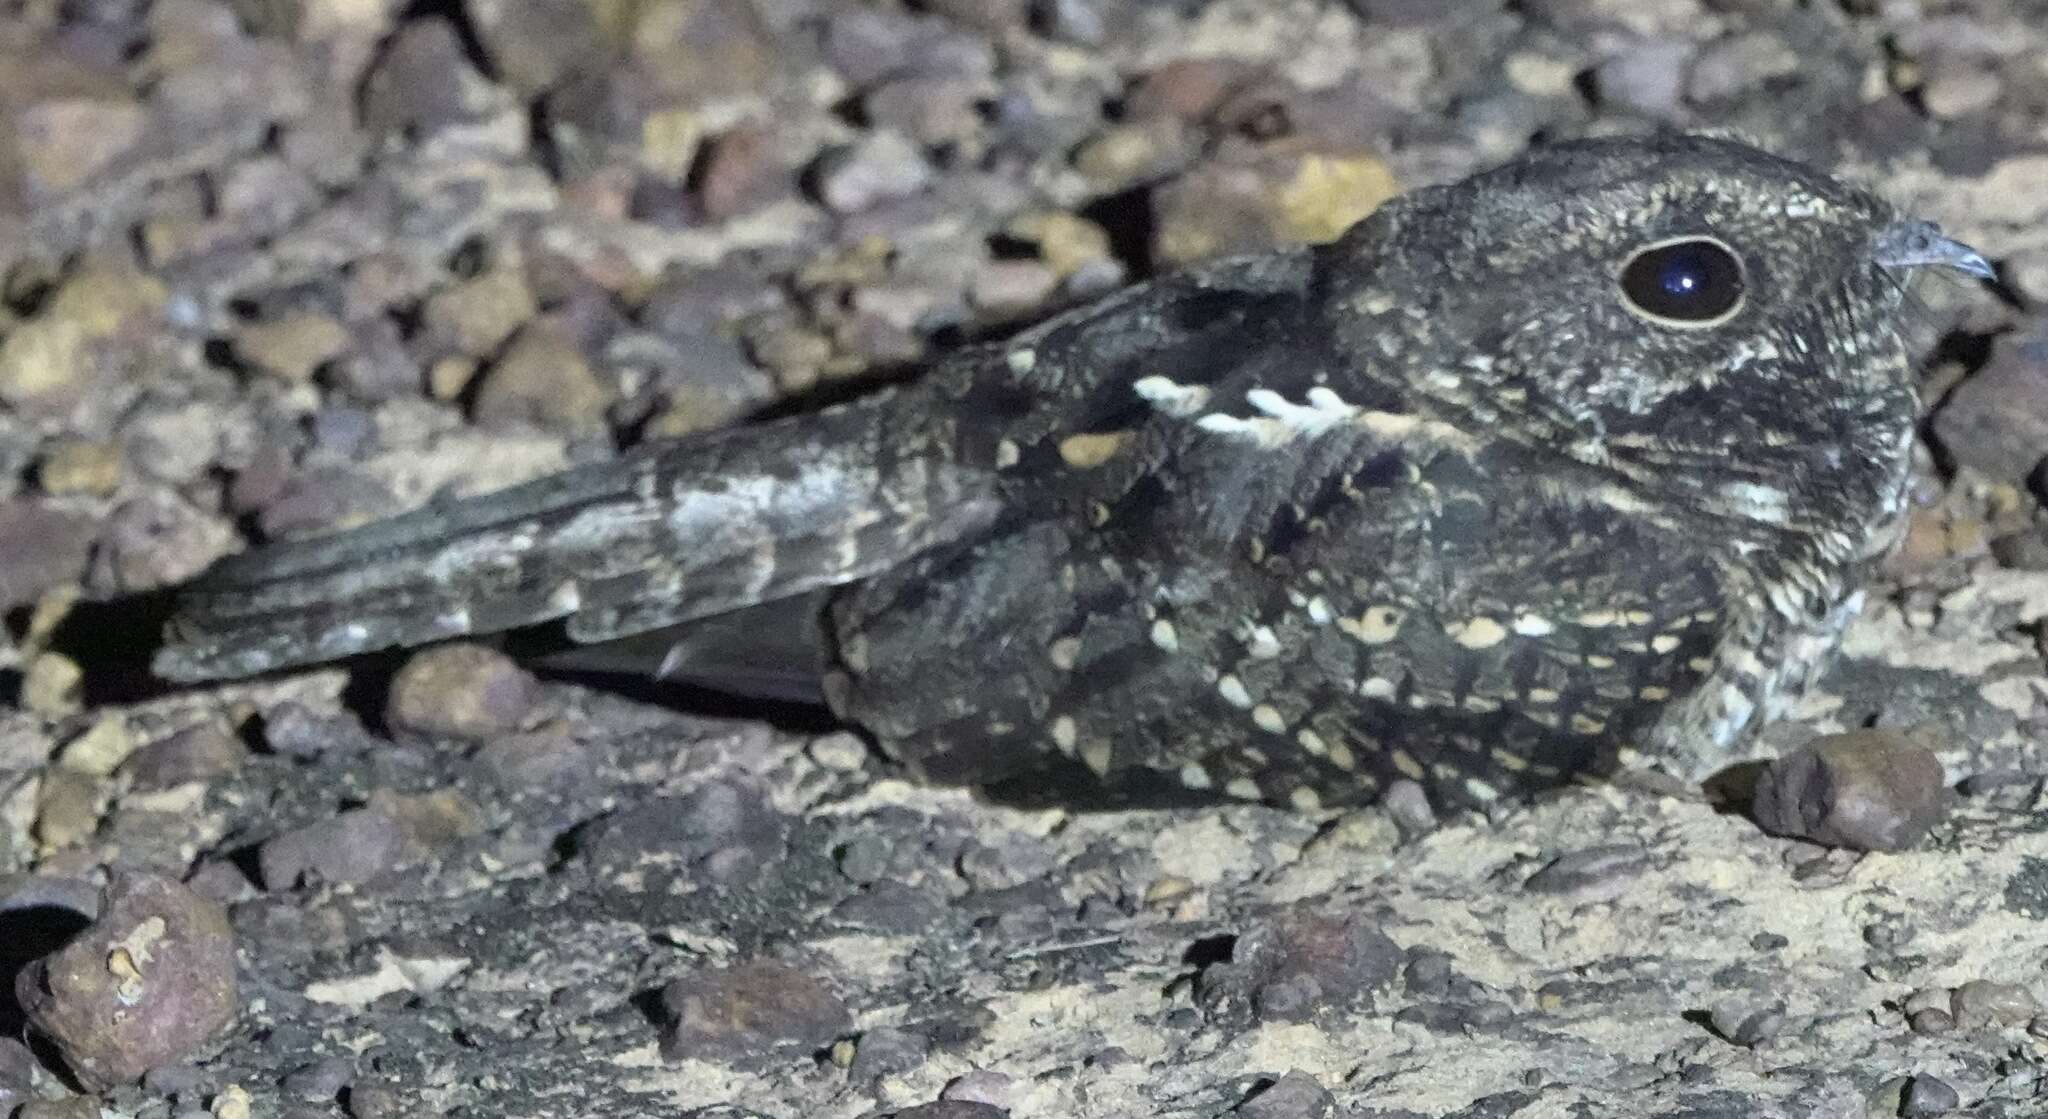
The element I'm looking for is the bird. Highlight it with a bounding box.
[151,133,1994,811]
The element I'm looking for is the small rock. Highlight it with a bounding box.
[1381,779,1436,833]
[123,724,247,791]
[969,260,1058,316]
[1950,979,2036,1027]
[86,490,237,595]
[280,1056,353,1102]
[866,78,984,147]
[422,270,537,358]
[812,131,932,214]
[473,722,589,790]
[0,501,98,607]
[233,312,349,383]
[1590,39,1695,121]
[1685,31,1799,105]
[893,1104,1005,1119]
[1707,1001,1786,1048]
[359,17,506,136]
[1901,1075,1960,1117]
[696,125,792,221]
[15,874,238,1091]
[940,1069,1014,1109]
[1236,1069,1334,1118]
[1933,329,2048,484]
[21,652,84,716]
[1003,212,1111,281]
[257,807,405,889]
[471,323,616,435]
[1196,909,1402,1024]
[0,1036,39,1115]
[37,440,123,497]
[59,716,135,777]
[11,95,147,198]
[1072,120,1185,192]
[1908,1007,1955,1035]
[1751,730,1950,851]
[1524,844,1648,896]
[16,1097,101,1119]
[1272,153,1399,245]
[1919,63,2002,120]
[386,643,540,741]
[849,1026,930,1081]
[255,466,396,540]
[466,0,607,98]
[1126,58,1255,121]
[33,767,100,851]
[659,961,850,1064]
[261,703,376,760]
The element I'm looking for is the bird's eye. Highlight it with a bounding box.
[1617,237,1746,327]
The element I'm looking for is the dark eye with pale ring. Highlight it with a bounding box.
[1618,238,1746,326]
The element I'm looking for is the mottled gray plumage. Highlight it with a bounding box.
[155,134,1991,808]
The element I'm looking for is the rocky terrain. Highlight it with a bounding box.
[2,0,2048,1116]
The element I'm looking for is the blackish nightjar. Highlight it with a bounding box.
[153,134,1995,810]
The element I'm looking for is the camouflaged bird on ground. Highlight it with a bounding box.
[155,134,1993,809]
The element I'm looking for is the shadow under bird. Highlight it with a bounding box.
[152,133,1995,810]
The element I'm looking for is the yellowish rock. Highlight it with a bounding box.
[472,324,614,434]
[1007,212,1112,280]
[60,716,136,778]
[21,652,83,716]
[39,440,123,496]
[234,311,350,383]
[1275,153,1400,245]
[424,269,538,357]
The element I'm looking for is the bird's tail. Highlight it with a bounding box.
[153,390,999,682]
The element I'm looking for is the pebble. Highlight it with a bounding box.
[0,501,97,607]
[940,1069,1015,1109]
[1901,1075,1960,1116]
[472,722,590,791]
[257,807,405,889]
[261,702,376,760]
[1707,1001,1786,1048]
[849,1025,930,1081]
[1235,1069,1334,1118]
[279,1056,353,1103]
[1523,844,1648,897]
[233,311,349,383]
[58,715,136,777]
[21,652,85,717]
[11,95,148,200]
[866,78,986,148]
[359,17,506,136]
[813,131,933,214]
[892,1103,1005,1119]
[1195,909,1402,1024]
[1685,31,1799,105]
[34,767,102,851]
[422,269,538,358]
[1931,328,2048,484]
[1750,730,1949,851]
[1949,979,2036,1027]
[465,0,607,98]
[37,440,123,496]
[1908,1007,1955,1036]
[386,643,541,741]
[86,490,238,595]
[696,125,793,222]
[1381,779,1437,833]
[969,260,1059,317]
[255,465,396,540]
[472,323,617,435]
[14,874,238,1091]
[1590,39,1695,121]
[0,1037,38,1115]
[659,961,850,1063]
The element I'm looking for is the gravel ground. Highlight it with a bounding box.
[4,1,2048,1116]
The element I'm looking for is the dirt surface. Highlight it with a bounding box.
[3,1,2048,1116]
